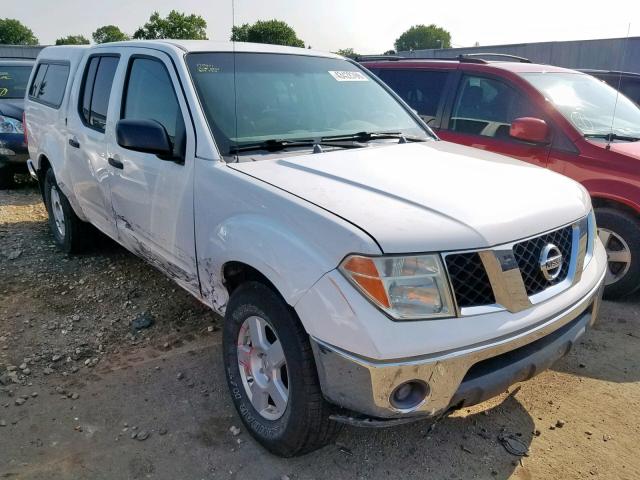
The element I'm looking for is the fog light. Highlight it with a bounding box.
[389,380,430,411]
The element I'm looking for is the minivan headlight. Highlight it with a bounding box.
[339,254,455,320]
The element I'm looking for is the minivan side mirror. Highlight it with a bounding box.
[116,119,173,157]
[510,117,551,144]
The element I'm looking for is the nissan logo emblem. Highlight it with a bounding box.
[539,244,563,281]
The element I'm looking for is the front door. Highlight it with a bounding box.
[438,73,551,167]
[108,51,199,295]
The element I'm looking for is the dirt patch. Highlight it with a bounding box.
[1,186,639,480]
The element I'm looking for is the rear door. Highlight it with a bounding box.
[107,50,199,295]
[374,67,452,128]
[66,53,120,238]
[438,72,551,167]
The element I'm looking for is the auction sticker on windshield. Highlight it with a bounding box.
[328,70,368,82]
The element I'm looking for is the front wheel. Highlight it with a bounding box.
[595,207,640,299]
[223,282,341,456]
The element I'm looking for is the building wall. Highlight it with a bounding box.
[0,45,45,59]
[400,37,640,73]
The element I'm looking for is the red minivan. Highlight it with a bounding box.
[363,56,640,299]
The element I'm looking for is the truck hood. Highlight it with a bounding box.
[229,141,590,253]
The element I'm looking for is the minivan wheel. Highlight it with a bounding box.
[43,168,87,253]
[223,282,341,457]
[0,166,15,189]
[595,207,640,299]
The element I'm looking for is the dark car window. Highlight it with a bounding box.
[80,57,99,125]
[28,63,70,108]
[122,57,185,158]
[0,66,34,99]
[450,75,537,139]
[80,56,119,132]
[375,69,449,124]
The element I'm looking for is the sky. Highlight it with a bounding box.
[7,0,640,53]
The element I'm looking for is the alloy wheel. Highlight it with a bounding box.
[237,315,289,420]
[598,228,632,286]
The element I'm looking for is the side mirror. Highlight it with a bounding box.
[510,117,551,144]
[116,119,173,157]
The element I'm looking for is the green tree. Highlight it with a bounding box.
[231,19,304,48]
[133,10,207,40]
[0,18,38,45]
[93,25,129,44]
[55,35,90,45]
[336,48,359,59]
[394,24,451,52]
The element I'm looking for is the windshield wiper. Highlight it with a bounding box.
[321,131,428,143]
[584,133,640,142]
[229,138,364,154]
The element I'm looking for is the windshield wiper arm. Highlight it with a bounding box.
[584,133,640,142]
[229,138,365,154]
[321,131,428,143]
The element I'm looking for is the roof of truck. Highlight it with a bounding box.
[87,40,343,59]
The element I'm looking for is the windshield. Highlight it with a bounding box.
[0,65,33,99]
[520,72,640,138]
[186,52,430,156]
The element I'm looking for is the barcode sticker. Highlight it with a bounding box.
[328,71,368,82]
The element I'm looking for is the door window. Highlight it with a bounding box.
[122,57,185,158]
[78,56,119,132]
[376,69,449,124]
[28,62,70,108]
[450,75,537,139]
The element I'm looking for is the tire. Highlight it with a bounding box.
[0,166,14,189]
[223,281,341,456]
[43,168,87,253]
[595,207,640,299]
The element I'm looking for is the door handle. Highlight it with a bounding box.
[68,138,80,148]
[108,157,124,169]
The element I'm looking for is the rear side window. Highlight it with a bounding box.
[122,57,185,158]
[28,62,70,108]
[79,56,119,132]
[376,69,449,123]
[0,66,34,99]
[449,75,538,139]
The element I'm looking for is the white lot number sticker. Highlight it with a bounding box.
[328,70,368,82]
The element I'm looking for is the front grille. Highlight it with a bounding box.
[513,225,573,296]
[445,252,495,308]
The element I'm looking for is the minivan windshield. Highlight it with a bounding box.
[186,52,430,156]
[520,72,640,139]
[0,65,33,99]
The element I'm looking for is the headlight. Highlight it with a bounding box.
[339,254,455,320]
[0,115,23,134]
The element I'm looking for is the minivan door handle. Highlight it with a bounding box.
[108,157,124,169]
[68,138,80,148]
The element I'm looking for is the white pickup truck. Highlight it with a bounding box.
[25,41,607,456]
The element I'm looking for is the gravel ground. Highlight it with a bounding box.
[1,184,639,480]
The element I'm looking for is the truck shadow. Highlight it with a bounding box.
[315,394,533,479]
[551,296,640,384]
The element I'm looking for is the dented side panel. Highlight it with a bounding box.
[193,159,380,316]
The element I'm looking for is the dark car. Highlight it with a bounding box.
[362,54,640,299]
[0,59,34,188]
[579,69,640,106]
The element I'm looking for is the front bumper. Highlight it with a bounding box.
[311,274,604,419]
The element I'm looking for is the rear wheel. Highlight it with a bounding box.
[223,282,341,456]
[43,168,87,253]
[595,207,640,299]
